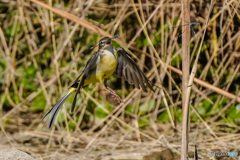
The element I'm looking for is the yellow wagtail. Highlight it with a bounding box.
[42,34,154,128]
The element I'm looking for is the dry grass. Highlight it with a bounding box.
[0,0,240,159]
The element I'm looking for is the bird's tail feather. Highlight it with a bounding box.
[42,88,76,129]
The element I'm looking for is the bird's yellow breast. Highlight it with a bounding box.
[96,48,118,81]
[79,47,118,86]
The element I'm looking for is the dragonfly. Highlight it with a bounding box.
[169,22,197,37]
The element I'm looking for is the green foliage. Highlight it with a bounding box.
[68,121,76,131]
[30,92,46,112]
[171,54,182,66]
[19,64,38,91]
[196,100,212,117]
[5,22,22,36]
[89,33,99,44]
[24,65,36,78]
[0,59,6,79]
[17,42,28,52]
[135,35,148,48]
[126,105,134,113]
[196,94,219,118]
[175,107,183,122]
[138,117,150,128]
[9,87,20,104]
[228,104,240,119]
[57,109,66,124]
[158,110,170,122]
[112,41,121,48]
[4,118,10,125]
[40,49,52,68]
[139,99,155,116]
[95,102,113,119]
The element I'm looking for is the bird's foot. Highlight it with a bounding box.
[104,87,124,104]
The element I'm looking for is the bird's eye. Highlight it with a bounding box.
[101,41,104,44]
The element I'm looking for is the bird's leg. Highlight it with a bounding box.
[103,79,124,103]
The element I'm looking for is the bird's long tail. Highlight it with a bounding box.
[42,87,76,129]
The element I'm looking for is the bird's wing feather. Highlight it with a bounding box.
[70,52,99,112]
[114,47,154,92]
[70,52,99,88]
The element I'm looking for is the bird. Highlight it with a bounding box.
[42,34,154,128]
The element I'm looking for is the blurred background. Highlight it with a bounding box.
[0,0,240,159]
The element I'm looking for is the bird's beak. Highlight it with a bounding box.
[105,40,111,45]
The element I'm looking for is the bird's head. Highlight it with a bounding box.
[90,34,119,50]
[99,37,112,49]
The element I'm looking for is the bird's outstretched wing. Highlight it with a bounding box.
[114,47,154,92]
[70,52,99,88]
[70,52,99,112]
